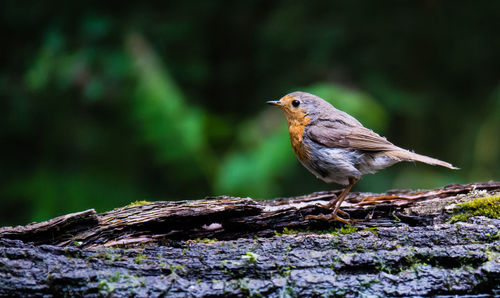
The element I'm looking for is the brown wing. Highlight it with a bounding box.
[307,120,399,151]
[307,119,458,169]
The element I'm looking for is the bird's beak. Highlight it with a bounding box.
[266,100,281,106]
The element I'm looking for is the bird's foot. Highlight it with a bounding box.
[316,203,349,217]
[306,211,351,224]
[316,202,332,209]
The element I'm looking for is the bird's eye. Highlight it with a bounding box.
[292,100,300,107]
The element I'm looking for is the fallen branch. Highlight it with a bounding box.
[1,181,499,248]
[0,181,499,296]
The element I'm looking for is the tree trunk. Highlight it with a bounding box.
[1,182,499,297]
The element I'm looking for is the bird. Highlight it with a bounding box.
[267,91,457,223]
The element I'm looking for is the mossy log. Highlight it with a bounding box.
[0,181,499,297]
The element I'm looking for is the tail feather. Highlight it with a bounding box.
[387,150,459,170]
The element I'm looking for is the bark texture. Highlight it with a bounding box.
[0,182,499,297]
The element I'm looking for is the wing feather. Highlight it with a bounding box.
[307,120,399,151]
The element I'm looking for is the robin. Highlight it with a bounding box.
[267,91,457,223]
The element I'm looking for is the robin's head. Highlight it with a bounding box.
[266,91,328,122]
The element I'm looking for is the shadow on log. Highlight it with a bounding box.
[0,182,499,296]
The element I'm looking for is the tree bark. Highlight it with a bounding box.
[0,182,499,297]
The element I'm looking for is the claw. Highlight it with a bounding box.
[317,203,331,210]
[311,198,351,223]
[337,209,350,218]
[306,213,350,223]
[317,194,338,209]
[307,177,359,225]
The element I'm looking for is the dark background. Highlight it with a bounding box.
[2,1,499,226]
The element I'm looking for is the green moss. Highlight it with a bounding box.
[98,280,113,293]
[187,238,218,244]
[169,264,186,274]
[275,263,294,277]
[485,247,500,261]
[200,238,218,244]
[275,227,299,235]
[127,200,151,207]
[374,259,392,274]
[362,227,379,235]
[275,224,358,236]
[98,272,123,294]
[92,250,123,262]
[359,277,380,288]
[449,195,500,223]
[98,272,145,294]
[109,272,123,282]
[337,225,358,235]
[134,254,146,264]
[241,252,259,264]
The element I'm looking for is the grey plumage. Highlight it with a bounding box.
[288,91,457,185]
[268,91,458,222]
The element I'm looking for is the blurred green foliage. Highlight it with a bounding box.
[1,1,499,225]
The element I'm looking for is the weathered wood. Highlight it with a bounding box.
[1,181,499,248]
[0,209,97,245]
[0,218,498,297]
[0,181,499,297]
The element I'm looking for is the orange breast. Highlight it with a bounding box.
[288,117,311,163]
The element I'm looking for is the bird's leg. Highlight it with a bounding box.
[306,178,358,223]
[316,202,349,217]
